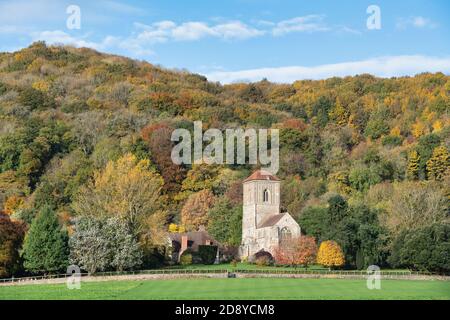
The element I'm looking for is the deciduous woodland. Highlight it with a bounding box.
[0,42,448,277]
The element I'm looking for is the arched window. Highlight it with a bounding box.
[263,189,270,203]
[280,227,292,244]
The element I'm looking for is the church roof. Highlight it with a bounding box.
[244,169,280,183]
[258,213,286,228]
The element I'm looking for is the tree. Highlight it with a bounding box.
[386,182,447,234]
[141,123,187,194]
[69,216,143,273]
[406,150,420,180]
[274,236,318,267]
[3,195,25,215]
[0,216,26,278]
[298,206,329,241]
[316,240,345,269]
[296,236,318,267]
[181,189,215,231]
[426,146,449,181]
[328,195,348,223]
[68,217,110,274]
[73,153,163,235]
[389,224,450,273]
[207,197,242,246]
[22,206,69,274]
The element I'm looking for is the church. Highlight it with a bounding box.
[240,170,301,259]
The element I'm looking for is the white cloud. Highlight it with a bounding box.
[212,21,265,39]
[204,56,450,84]
[396,16,437,30]
[272,15,329,36]
[172,22,217,40]
[133,20,264,43]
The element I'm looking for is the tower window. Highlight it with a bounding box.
[263,189,269,202]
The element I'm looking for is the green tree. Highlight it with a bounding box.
[207,197,242,246]
[416,134,441,179]
[389,224,450,273]
[22,206,69,274]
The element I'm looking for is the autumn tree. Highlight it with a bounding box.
[141,123,186,194]
[0,215,26,278]
[181,189,215,231]
[73,153,163,235]
[316,240,345,269]
[426,146,449,181]
[274,236,318,268]
[406,150,420,180]
[3,195,25,215]
[386,182,447,235]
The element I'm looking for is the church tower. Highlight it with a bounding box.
[241,169,280,249]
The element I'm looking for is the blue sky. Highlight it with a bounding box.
[0,0,449,83]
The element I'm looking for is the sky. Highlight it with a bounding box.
[0,0,449,83]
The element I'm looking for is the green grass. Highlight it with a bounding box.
[164,262,327,271]
[164,262,412,273]
[1,278,449,300]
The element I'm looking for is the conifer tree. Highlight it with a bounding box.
[406,150,420,180]
[22,206,69,274]
[427,146,449,181]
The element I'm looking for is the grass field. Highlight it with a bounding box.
[1,278,449,300]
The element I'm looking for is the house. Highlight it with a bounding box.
[239,169,301,259]
[168,226,218,262]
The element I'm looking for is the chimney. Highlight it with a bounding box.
[181,235,188,253]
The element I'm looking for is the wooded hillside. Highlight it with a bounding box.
[0,42,448,276]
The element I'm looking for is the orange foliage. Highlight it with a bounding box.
[273,236,318,267]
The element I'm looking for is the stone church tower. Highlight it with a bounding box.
[240,170,301,259]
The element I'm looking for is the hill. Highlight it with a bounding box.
[0,42,448,276]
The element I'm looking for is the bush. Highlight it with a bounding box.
[18,87,55,110]
[180,250,193,266]
[382,135,402,147]
[198,245,217,265]
[255,255,273,266]
[251,250,274,266]
[142,246,166,269]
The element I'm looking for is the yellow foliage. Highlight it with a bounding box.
[4,195,25,215]
[32,80,50,92]
[168,223,178,233]
[181,189,215,231]
[73,153,164,233]
[426,146,449,181]
[316,240,345,268]
[390,126,401,137]
[411,120,428,138]
[432,120,443,133]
